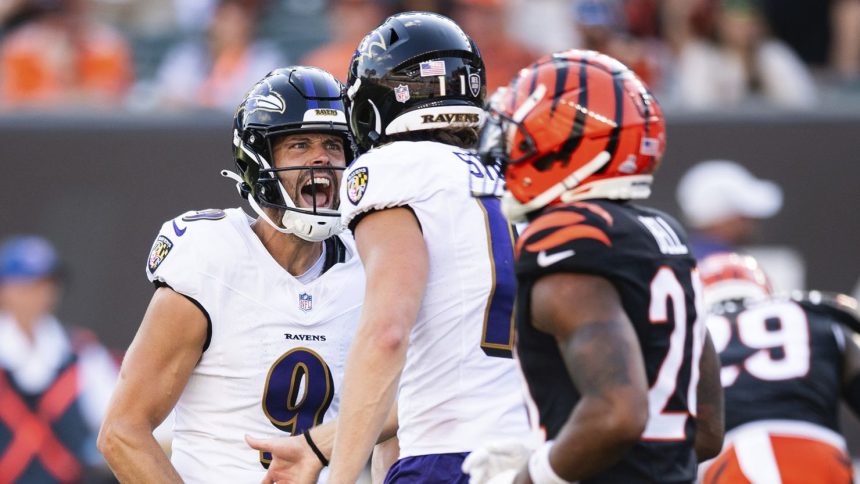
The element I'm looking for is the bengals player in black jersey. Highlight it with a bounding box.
[699,252,860,484]
[462,49,723,483]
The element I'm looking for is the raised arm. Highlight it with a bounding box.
[97,287,207,483]
[516,272,649,483]
[327,207,428,483]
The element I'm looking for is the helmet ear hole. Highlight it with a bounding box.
[359,104,375,132]
[255,177,282,205]
[351,100,378,151]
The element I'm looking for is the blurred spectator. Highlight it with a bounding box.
[760,0,860,84]
[672,0,817,109]
[170,0,219,34]
[83,0,178,38]
[299,0,389,81]
[831,0,860,83]
[0,0,134,110]
[760,0,832,68]
[508,0,578,54]
[624,0,660,38]
[149,0,284,111]
[450,0,536,93]
[0,235,118,483]
[571,0,670,91]
[390,0,455,17]
[573,0,624,53]
[675,159,783,260]
[1,0,32,33]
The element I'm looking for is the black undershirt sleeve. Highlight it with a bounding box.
[347,205,422,234]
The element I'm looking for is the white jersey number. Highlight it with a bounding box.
[642,267,706,441]
[708,301,810,387]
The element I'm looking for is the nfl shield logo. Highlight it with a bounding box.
[469,74,481,97]
[299,293,312,312]
[394,84,410,103]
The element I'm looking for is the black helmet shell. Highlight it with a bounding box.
[346,12,486,152]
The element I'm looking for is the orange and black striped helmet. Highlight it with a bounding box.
[478,49,666,220]
[699,252,773,307]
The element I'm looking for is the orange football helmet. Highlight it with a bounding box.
[478,49,666,221]
[699,252,773,307]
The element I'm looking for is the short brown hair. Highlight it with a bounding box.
[382,127,480,150]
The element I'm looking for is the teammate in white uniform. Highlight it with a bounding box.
[258,12,530,484]
[246,12,532,484]
[340,140,529,461]
[97,67,364,483]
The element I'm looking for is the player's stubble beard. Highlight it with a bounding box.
[291,167,341,212]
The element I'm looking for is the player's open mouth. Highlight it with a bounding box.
[299,176,333,209]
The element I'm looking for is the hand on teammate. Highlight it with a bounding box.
[245,434,323,484]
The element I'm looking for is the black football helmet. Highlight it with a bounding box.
[345,11,486,153]
[222,66,354,241]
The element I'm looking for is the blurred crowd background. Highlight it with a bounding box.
[2,0,860,113]
[1,0,858,403]
[1,0,860,480]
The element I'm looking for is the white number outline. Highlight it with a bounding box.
[642,267,706,441]
[710,300,811,387]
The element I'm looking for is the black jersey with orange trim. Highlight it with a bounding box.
[707,296,845,433]
[515,199,702,484]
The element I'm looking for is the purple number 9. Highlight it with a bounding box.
[259,347,333,467]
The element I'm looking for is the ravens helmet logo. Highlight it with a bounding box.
[242,79,286,116]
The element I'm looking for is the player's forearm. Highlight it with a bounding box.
[300,420,335,460]
[306,400,397,460]
[549,317,649,480]
[328,325,407,483]
[549,392,646,480]
[695,333,724,461]
[98,420,181,483]
[330,208,424,482]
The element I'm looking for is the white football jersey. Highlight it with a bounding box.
[145,208,364,483]
[341,141,530,458]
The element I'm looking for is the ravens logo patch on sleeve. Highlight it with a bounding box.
[148,235,173,274]
[347,167,369,205]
